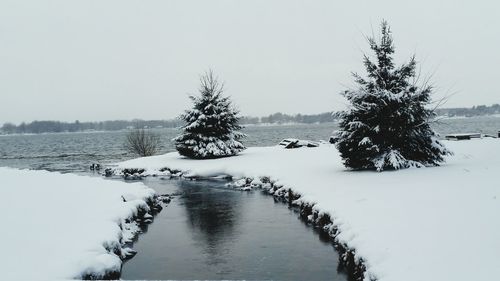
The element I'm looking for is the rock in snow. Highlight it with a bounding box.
[115,139,500,281]
[0,168,155,280]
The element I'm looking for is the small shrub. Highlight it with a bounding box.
[125,128,161,157]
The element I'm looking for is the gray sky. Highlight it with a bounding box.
[1,0,499,124]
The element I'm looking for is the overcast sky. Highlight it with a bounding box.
[1,0,499,124]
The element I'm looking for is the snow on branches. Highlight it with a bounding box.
[333,21,451,171]
[174,70,246,159]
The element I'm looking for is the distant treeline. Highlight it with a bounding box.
[1,104,499,134]
[0,119,184,134]
[243,112,337,125]
[435,104,500,117]
[0,112,337,134]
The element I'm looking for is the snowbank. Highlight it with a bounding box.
[0,168,156,280]
[115,139,500,281]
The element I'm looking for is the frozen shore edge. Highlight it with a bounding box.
[82,195,164,280]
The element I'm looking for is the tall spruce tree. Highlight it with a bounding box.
[174,71,245,159]
[333,21,451,171]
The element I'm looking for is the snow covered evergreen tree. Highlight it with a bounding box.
[333,21,451,171]
[174,71,246,159]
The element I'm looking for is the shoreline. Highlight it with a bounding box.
[82,195,163,280]
[244,176,369,280]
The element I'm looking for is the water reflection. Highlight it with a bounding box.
[178,180,242,262]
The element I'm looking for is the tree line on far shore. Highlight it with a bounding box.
[2,104,498,135]
[0,112,338,135]
[435,104,500,117]
[0,119,184,135]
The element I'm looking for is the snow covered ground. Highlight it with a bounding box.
[116,139,500,281]
[0,168,156,280]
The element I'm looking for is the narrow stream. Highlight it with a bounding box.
[121,178,348,281]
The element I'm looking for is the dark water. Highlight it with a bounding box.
[1,118,499,173]
[121,178,348,281]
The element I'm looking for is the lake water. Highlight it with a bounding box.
[1,117,499,173]
[121,178,348,281]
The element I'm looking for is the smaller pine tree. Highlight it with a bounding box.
[333,21,451,171]
[174,71,246,159]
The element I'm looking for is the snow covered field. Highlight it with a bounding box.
[0,168,156,280]
[116,139,500,281]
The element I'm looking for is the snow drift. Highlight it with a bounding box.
[115,139,500,281]
[0,168,156,280]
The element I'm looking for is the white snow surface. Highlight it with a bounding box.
[0,168,155,280]
[117,139,500,281]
